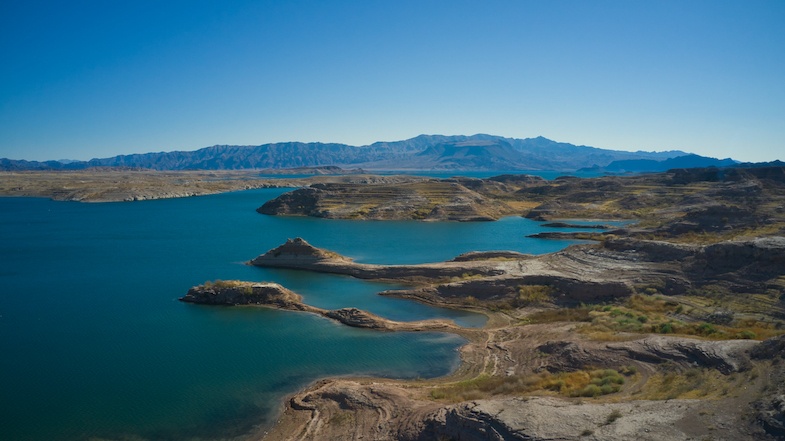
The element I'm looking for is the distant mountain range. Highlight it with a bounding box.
[0,134,740,172]
[581,154,739,174]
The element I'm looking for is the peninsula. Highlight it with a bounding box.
[179,280,465,334]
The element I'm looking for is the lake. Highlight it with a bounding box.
[0,188,588,440]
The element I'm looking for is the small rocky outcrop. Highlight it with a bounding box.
[750,334,785,360]
[324,308,390,330]
[755,394,785,439]
[535,340,617,372]
[250,237,350,267]
[179,281,304,308]
[257,187,325,217]
[698,236,785,280]
[603,237,698,262]
[450,251,533,262]
[606,336,756,374]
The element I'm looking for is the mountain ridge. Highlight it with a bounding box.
[0,134,696,171]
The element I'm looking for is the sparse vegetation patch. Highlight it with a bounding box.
[429,368,629,402]
[524,295,784,341]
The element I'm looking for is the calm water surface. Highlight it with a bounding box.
[0,188,582,440]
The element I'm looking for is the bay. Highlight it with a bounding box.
[0,188,583,440]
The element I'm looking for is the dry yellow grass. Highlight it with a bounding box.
[504,200,541,211]
[634,366,758,400]
[428,368,634,403]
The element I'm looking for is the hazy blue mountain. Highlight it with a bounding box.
[0,158,85,170]
[584,154,738,173]
[0,134,695,171]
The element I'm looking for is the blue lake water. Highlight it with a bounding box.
[0,188,584,440]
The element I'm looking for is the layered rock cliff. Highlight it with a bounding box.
[257,180,521,221]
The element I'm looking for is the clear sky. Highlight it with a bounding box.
[1,0,783,162]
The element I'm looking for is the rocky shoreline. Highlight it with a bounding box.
[180,236,785,440]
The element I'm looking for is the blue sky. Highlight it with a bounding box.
[1,0,783,162]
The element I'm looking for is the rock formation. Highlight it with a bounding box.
[257,180,520,221]
[180,281,305,308]
[250,237,504,282]
[179,280,465,334]
[255,166,785,245]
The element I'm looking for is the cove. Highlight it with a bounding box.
[0,188,587,441]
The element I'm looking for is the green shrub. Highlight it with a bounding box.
[696,323,717,335]
[574,384,602,397]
